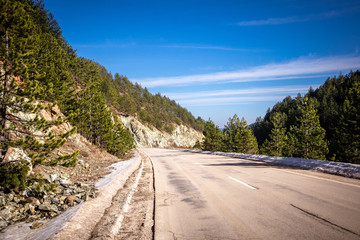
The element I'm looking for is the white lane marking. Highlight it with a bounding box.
[228,176,256,190]
[277,169,360,188]
[111,161,144,236]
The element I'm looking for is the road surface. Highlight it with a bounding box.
[142,148,360,240]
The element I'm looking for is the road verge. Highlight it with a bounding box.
[0,152,142,240]
[185,150,360,179]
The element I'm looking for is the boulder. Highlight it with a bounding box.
[0,207,13,221]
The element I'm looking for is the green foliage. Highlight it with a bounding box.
[223,115,258,154]
[0,0,79,191]
[0,160,30,191]
[193,140,201,149]
[310,71,359,160]
[260,112,287,156]
[289,96,328,160]
[202,119,223,151]
[68,59,134,157]
[103,73,205,133]
[335,80,360,163]
[202,116,258,154]
[1,0,134,163]
[252,71,360,162]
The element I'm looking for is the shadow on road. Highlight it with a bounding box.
[204,161,270,168]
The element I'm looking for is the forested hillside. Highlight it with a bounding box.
[69,59,206,133]
[98,69,205,133]
[252,71,359,163]
[203,71,359,164]
[0,0,204,191]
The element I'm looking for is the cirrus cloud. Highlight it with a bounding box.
[134,55,360,88]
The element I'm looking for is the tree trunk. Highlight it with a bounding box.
[0,30,10,160]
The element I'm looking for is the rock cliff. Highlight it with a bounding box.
[119,116,203,148]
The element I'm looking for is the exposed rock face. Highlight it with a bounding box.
[6,101,73,142]
[119,116,203,148]
[0,101,123,230]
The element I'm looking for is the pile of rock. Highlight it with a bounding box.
[0,175,96,230]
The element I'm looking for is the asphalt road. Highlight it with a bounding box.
[141,148,360,240]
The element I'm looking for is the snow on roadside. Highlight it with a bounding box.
[185,150,360,179]
[53,152,141,240]
[95,155,140,190]
[0,153,141,240]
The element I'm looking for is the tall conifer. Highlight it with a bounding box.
[290,96,328,160]
[336,81,360,163]
[223,115,258,154]
[202,119,223,151]
[261,112,287,156]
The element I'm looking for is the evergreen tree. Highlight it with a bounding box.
[283,131,297,157]
[252,116,272,147]
[261,112,287,156]
[290,96,328,160]
[202,119,223,151]
[0,0,77,190]
[223,115,258,154]
[336,81,360,164]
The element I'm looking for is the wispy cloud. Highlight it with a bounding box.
[74,40,136,49]
[237,16,307,26]
[163,85,317,100]
[163,85,317,106]
[177,95,296,106]
[134,55,360,87]
[160,44,265,52]
[236,8,351,26]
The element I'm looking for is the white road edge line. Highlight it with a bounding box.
[277,169,360,188]
[110,160,144,236]
[228,176,256,190]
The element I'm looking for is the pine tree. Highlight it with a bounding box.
[69,59,134,157]
[290,96,328,160]
[261,112,287,156]
[336,81,360,163]
[223,115,258,154]
[0,0,78,190]
[108,121,134,157]
[202,119,223,151]
[283,131,297,157]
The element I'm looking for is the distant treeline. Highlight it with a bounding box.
[202,71,360,164]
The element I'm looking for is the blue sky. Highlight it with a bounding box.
[44,0,360,127]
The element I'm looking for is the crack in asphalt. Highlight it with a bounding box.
[290,204,360,237]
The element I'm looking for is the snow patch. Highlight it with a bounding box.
[185,150,360,179]
[95,155,140,190]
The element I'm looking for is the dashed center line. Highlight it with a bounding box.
[195,162,205,167]
[228,176,257,190]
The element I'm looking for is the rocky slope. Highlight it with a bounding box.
[119,115,204,148]
[0,103,125,230]
[1,102,203,231]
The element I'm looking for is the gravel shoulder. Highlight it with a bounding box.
[90,151,154,240]
[0,151,142,240]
